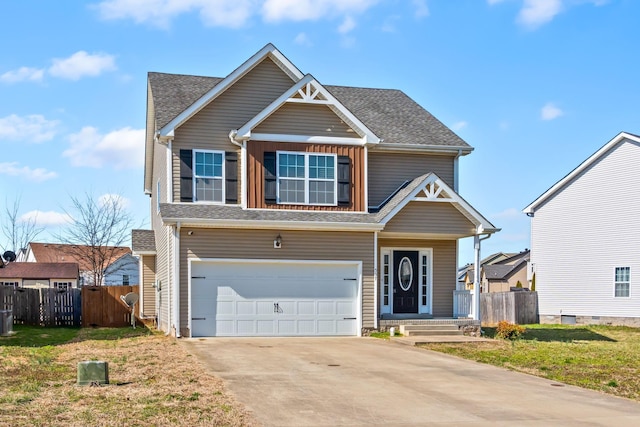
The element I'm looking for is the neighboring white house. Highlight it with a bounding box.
[523,131,640,326]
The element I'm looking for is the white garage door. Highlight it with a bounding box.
[190,260,360,337]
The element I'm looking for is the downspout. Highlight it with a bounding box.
[173,222,181,338]
[473,227,492,322]
[373,231,378,329]
[229,130,246,209]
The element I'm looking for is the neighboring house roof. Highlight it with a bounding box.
[159,173,499,235]
[0,262,79,279]
[27,243,131,272]
[524,132,640,213]
[483,250,530,281]
[131,230,156,254]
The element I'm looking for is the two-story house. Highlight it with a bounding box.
[133,44,498,337]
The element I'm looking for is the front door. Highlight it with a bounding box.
[393,250,419,313]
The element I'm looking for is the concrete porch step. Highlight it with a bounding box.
[402,330,464,337]
[399,324,459,332]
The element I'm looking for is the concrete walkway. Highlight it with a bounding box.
[181,337,640,427]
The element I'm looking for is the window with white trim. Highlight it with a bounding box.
[614,267,630,297]
[0,281,18,288]
[277,152,336,205]
[53,282,71,291]
[194,150,224,202]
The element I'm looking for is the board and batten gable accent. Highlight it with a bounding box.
[378,238,457,317]
[247,141,365,211]
[171,57,296,202]
[254,103,359,138]
[531,138,640,320]
[384,202,476,237]
[179,228,375,336]
[368,152,455,206]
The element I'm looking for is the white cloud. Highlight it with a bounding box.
[0,162,58,182]
[0,67,45,83]
[412,0,429,18]
[0,114,59,143]
[64,126,145,169]
[49,51,117,81]
[98,193,131,209]
[517,0,563,29]
[294,32,312,46]
[263,0,378,22]
[541,102,564,120]
[19,210,72,226]
[451,121,468,131]
[338,16,356,33]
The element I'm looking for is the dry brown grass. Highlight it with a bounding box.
[0,326,256,427]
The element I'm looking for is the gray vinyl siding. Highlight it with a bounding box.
[384,202,476,237]
[254,103,358,138]
[531,138,640,320]
[141,255,156,317]
[179,229,375,336]
[378,238,457,317]
[172,57,296,201]
[368,152,455,206]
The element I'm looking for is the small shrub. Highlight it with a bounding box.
[516,280,523,288]
[531,273,536,292]
[495,321,526,340]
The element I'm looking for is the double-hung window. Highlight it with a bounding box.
[193,150,224,202]
[277,152,336,205]
[614,267,630,297]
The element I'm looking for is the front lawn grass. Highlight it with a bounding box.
[0,325,253,426]
[420,324,640,400]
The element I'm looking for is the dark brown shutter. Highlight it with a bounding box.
[264,151,277,204]
[337,155,351,206]
[225,151,238,204]
[179,149,193,202]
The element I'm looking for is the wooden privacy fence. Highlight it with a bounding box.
[81,285,140,327]
[481,291,539,325]
[0,286,81,326]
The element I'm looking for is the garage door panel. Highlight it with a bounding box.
[191,261,359,337]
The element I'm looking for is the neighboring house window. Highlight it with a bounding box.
[194,150,224,202]
[277,152,337,205]
[123,275,130,286]
[79,276,85,286]
[53,282,71,290]
[0,281,18,288]
[614,267,630,297]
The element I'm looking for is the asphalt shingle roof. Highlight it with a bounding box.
[147,72,470,149]
[28,243,131,272]
[0,262,79,279]
[131,230,156,253]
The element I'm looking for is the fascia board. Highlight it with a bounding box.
[161,218,383,231]
[373,143,473,155]
[249,133,364,145]
[523,132,640,213]
[158,44,303,137]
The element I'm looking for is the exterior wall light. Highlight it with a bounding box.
[274,234,282,249]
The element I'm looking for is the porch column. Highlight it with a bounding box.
[473,234,481,321]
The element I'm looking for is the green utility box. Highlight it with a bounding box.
[77,361,109,386]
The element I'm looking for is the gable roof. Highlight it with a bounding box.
[232,74,380,145]
[0,262,79,279]
[524,132,640,213]
[27,243,131,272]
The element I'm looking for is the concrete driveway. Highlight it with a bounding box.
[181,337,640,426]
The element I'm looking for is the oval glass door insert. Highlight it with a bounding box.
[398,257,413,291]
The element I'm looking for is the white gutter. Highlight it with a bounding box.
[161,218,384,232]
[228,130,242,147]
[373,143,473,155]
[173,222,181,338]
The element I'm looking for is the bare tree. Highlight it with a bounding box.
[57,193,134,286]
[1,197,43,256]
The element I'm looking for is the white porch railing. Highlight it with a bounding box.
[453,290,472,318]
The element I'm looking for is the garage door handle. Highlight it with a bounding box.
[191,276,206,279]
[192,317,206,320]
[343,317,356,320]
[344,278,357,281]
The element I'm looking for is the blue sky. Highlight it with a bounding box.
[1,0,638,264]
